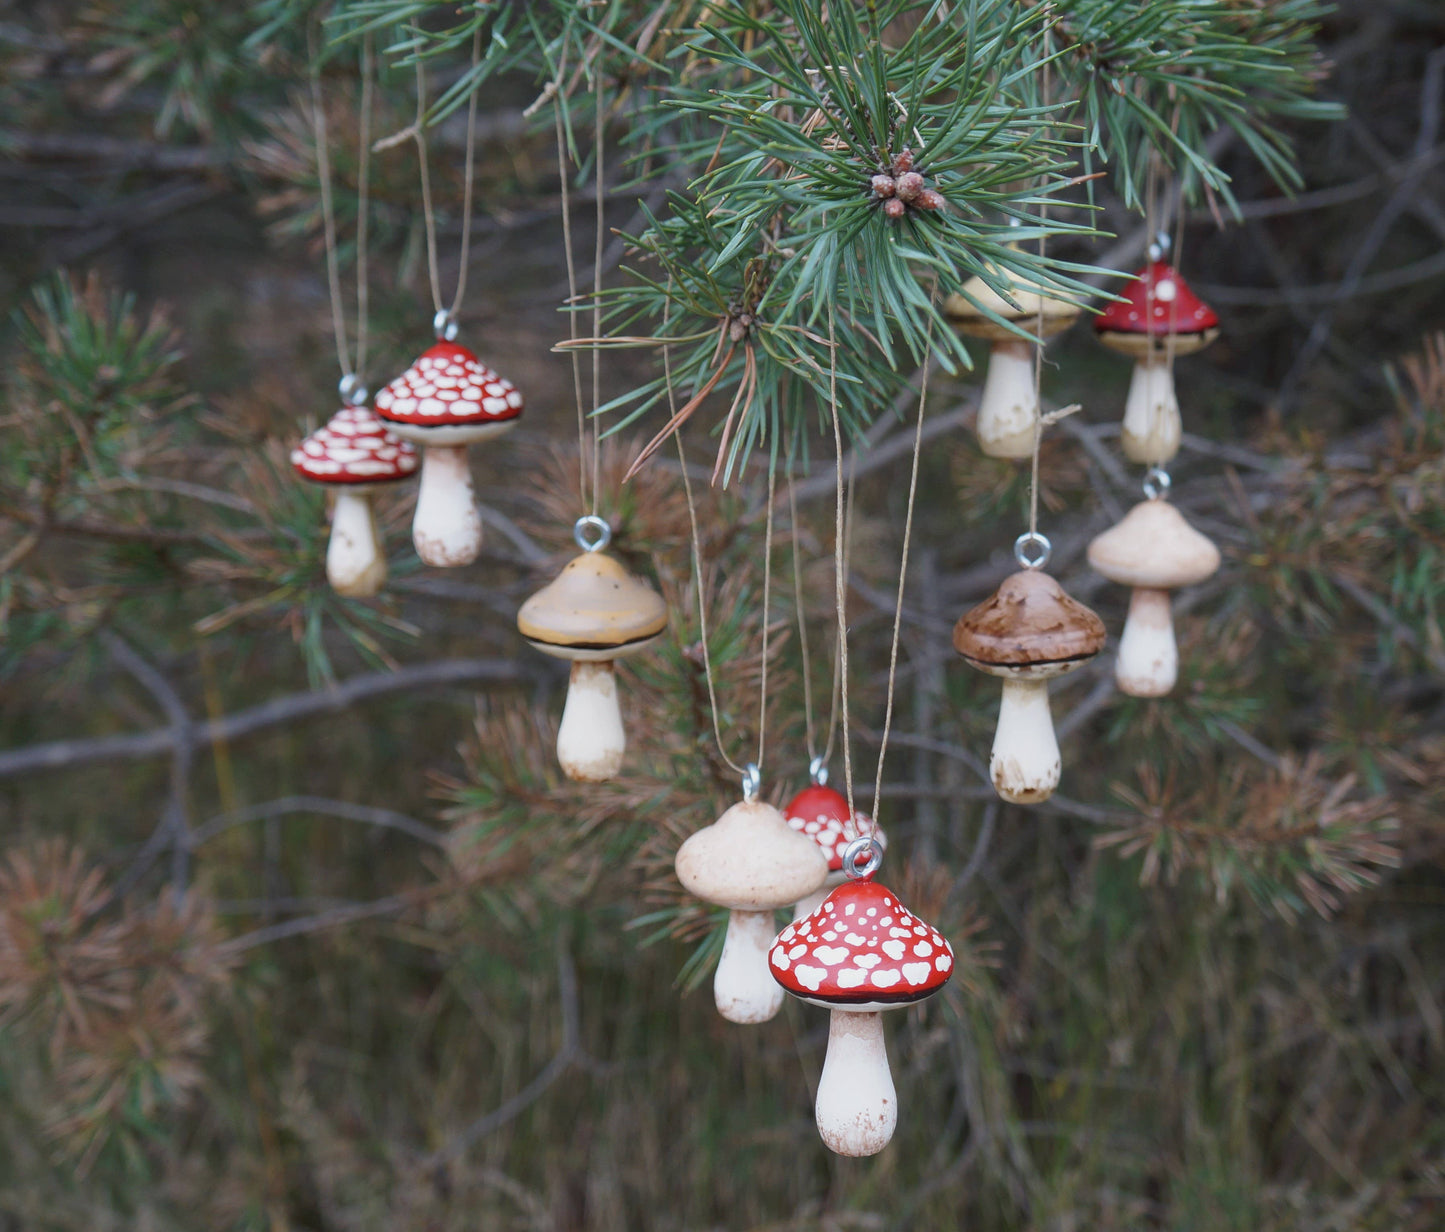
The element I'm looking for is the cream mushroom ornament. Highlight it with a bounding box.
[373,313,523,568]
[944,266,1081,459]
[953,535,1106,805]
[769,837,953,1157]
[1087,471,1221,697]
[783,759,886,921]
[291,392,418,598]
[675,766,830,1025]
[516,517,668,783]
[1094,240,1220,466]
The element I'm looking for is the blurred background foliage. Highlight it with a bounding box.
[0,1,1443,1229]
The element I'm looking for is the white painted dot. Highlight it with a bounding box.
[903,962,932,986]
[853,953,881,969]
[913,941,933,958]
[794,965,827,992]
[871,969,901,988]
[882,940,906,960]
[814,946,849,965]
[837,968,867,989]
[935,953,952,972]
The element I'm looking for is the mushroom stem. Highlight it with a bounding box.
[714,909,785,1024]
[815,1009,896,1156]
[991,677,1061,804]
[1121,352,1182,465]
[557,659,625,783]
[976,339,1040,460]
[1116,587,1178,697]
[413,444,483,568]
[326,489,386,598]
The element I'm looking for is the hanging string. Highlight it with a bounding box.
[309,24,374,392]
[825,301,858,822]
[412,30,483,325]
[589,66,605,518]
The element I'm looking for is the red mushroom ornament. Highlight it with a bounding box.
[783,770,886,920]
[770,842,953,1157]
[1094,260,1219,465]
[373,340,522,567]
[291,406,418,597]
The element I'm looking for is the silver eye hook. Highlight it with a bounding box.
[1142,467,1172,501]
[574,515,612,553]
[433,308,459,342]
[808,755,828,786]
[841,835,883,881]
[741,763,761,804]
[1014,531,1052,571]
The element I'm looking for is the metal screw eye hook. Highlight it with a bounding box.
[1142,467,1172,502]
[741,763,761,804]
[1014,531,1052,571]
[432,309,459,342]
[808,755,828,787]
[573,515,612,554]
[841,835,883,882]
[338,373,368,406]
[1148,231,1172,263]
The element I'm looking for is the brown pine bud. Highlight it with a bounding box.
[914,188,947,211]
[895,171,924,203]
[871,174,897,198]
[883,197,907,219]
[892,147,915,175]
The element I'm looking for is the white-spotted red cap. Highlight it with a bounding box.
[373,341,523,430]
[783,783,886,873]
[291,406,419,485]
[769,878,953,1012]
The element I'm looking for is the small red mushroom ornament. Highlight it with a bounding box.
[1094,260,1219,465]
[770,854,952,1156]
[373,340,522,567]
[292,406,418,597]
[783,778,885,920]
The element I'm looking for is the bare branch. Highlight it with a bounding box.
[193,795,446,850]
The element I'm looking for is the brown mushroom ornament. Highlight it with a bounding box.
[945,268,1080,459]
[373,340,523,567]
[517,540,667,782]
[291,406,418,597]
[769,863,953,1156]
[953,567,1106,804]
[676,784,830,1025]
[1088,498,1221,697]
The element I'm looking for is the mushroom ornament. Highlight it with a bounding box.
[1087,485,1221,698]
[516,519,668,783]
[769,840,953,1157]
[675,769,830,1025]
[1094,253,1219,466]
[953,541,1106,804]
[945,268,1080,459]
[373,334,523,568]
[784,762,886,921]
[291,405,418,598]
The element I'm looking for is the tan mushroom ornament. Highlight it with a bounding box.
[953,545,1106,804]
[945,268,1080,459]
[675,769,830,1025]
[291,404,418,597]
[373,336,523,568]
[516,521,667,782]
[769,840,953,1156]
[1087,490,1221,697]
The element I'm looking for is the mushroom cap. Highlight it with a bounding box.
[783,784,886,873]
[1094,261,1219,355]
[768,877,953,1011]
[373,341,523,444]
[675,799,830,912]
[953,569,1106,680]
[291,406,418,486]
[1087,499,1221,590]
[517,552,668,661]
[944,267,1082,341]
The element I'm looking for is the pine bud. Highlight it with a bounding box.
[871,174,897,198]
[883,197,907,219]
[895,172,924,203]
[914,188,947,211]
[892,148,915,175]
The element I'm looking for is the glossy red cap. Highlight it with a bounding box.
[1094,261,1218,337]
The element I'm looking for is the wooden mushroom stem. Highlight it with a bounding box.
[413,444,483,568]
[816,1009,897,1157]
[557,659,625,783]
[977,338,1041,460]
[1121,352,1182,466]
[1116,587,1178,697]
[991,677,1062,805]
[715,909,785,1025]
[327,489,387,598]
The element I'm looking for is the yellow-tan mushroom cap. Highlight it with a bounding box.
[1087,500,1221,590]
[517,551,667,660]
[944,269,1082,342]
